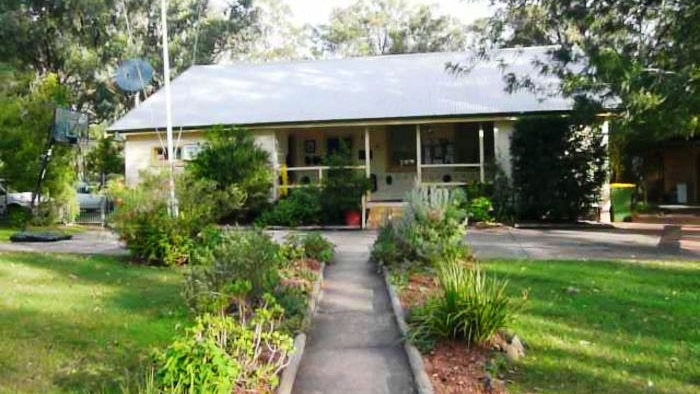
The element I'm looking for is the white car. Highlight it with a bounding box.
[1,181,105,216]
[0,181,33,216]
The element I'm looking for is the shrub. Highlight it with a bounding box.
[409,262,519,349]
[257,188,322,227]
[320,151,371,224]
[299,233,335,263]
[394,187,469,265]
[511,116,607,221]
[108,172,243,266]
[184,230,283,314]
[188,127,273,222]
[370,222,402,266]
[154,297,293,393]
[467,196,494,223]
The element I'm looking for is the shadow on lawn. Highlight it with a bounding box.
[0,253,188,393]
[488,260,700,393]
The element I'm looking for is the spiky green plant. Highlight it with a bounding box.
[409,262,520,349]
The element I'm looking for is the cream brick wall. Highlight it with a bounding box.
[123,130,278,186]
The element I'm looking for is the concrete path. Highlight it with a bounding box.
[293,231,416,394]
[0,230,127,256]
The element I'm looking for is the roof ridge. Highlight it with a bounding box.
[191,46,557,70]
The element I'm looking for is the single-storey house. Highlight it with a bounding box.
[109,46,610,226]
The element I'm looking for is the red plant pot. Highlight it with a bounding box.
[345,210,361,227]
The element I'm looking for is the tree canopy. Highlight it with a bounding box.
[475,0,699,139]
[317,0,468,56]
[0,0,260,123]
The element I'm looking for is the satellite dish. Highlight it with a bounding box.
[115,59,154,92]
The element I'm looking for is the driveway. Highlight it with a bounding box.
[0,230,127,256]
[468,224,700,261]
[1,225,697,262]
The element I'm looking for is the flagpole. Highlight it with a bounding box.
[160,0,178,217]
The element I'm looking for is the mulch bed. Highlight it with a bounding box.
[424,341,505,394]
[397,270,507,394]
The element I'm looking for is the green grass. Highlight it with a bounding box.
[0,224,87,242]
[0,252,188,393]
[485,259,700,394]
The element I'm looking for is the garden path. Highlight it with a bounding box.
[292,231,416,394]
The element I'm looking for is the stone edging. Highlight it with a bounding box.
[277,262,326,394]
[382,266,435,394]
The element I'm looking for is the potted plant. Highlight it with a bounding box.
[321,149,371,226]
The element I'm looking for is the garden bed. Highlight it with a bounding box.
[387,267,510,394]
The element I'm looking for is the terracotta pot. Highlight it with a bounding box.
[345,210,361,226]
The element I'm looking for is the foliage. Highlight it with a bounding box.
[399,187,469,264]
[85,134,124,188]
[184,230,282,314]
[299,233,335,264]
[491,164,515,223]
[370,222,402,266]
[0,73,78,223]
[511,116,607,221]
[320,151,371,224]
[107,171,243,266]
[372,187,470,267]
[467,197,494,223]
[189,127,273,222]
[154,297,293,393]
[317,0,467,56]
[476,0,700,139]
[0,0,261,123]
[409,262,520,349]
[283,233,335,264]
[257,188,322,227]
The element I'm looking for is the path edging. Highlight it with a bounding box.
[382,266,435,394]
[277,262,325,394]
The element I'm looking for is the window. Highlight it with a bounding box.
[388,125,416,169]
[153,146,183,162]
[454,122,494,163]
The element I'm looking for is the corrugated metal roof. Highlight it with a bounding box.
[109,46,573,132]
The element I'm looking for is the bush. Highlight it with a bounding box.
[511,116,607,221]
[370,222,402,266]
[467,196,494,223]
[320,151,371,224]
[184,230,283,314]
[257,188,322,227]
[188,127,273,222]
[409,262,519,349]
[154,297,293,393]
[108,172,243,266]
[389,186,469,265]
[299,233,335,263]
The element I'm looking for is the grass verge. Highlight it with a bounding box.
[0,252,188,393]
[486,259,700,394]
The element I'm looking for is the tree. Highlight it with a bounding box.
[0,73,78,221]
[0,0,260,123]
[318,0,468,57]
[188,127,273,222]
[473,0,700,140]
[511,116,607,221]
[85,135,124,187]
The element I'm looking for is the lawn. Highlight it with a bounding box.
[486,259,700,394]
[0,252,188,393]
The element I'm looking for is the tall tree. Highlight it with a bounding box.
[0,0,260,123]
[472,0,700,139]
[318,0,468,57]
